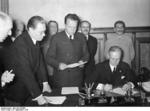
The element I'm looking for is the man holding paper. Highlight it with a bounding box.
[93,46,136,92]
[46,13,89,88]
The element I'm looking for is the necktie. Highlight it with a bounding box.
[113,67,116,73]
[35,42,39,47]
[69,35,72,40]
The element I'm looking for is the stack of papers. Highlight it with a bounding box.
[44,96,66,105]
[61,87,79,95]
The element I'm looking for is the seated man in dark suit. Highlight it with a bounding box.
[93,46,135,91]
[4,16,51,106]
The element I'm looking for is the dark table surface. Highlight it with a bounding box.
[43,88,150,106]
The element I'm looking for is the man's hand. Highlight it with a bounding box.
[59,63,68,70]
[122,82,133,91]
[1,70,15,87]
[42,82,52,93]
[33,94,48,105]
[78,60,87,68]
[104,84,112,91]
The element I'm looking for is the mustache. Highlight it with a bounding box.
[83,29,89,32]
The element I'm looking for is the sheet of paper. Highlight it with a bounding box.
[44,96,66,105]
[132,89,139,95]
[96,83,104,90]
[67,63,80,68]
[111,87,126,96]
[142,81,150,92]
[61,87,79,95]
[67,61,87,68]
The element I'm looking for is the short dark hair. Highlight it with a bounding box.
[64,13,80,26]
[27,16,45,30]
[48,20,58,26]
[114,20,126,28]
[81,20,91,28]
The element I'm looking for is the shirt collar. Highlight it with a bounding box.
[109,64,117,72]
[28,31,37,45]
[86,35,89,40]
[65,31,74,39]
[31,36,37,45]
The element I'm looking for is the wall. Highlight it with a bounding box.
[9,0,150,28]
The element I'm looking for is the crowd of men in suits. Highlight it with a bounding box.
[1,11,146,106]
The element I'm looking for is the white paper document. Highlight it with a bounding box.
[67,61,87,68]
[44,96,66,105]
[111,87,126,96]
[61,87,79,95]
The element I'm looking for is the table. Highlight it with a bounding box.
[43,88,150,106]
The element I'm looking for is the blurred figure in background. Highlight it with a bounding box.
[41,20,58,88]
[42,20,58,57]
[80,20,97,84]
[11,19,25,41]
[3,19,25,46]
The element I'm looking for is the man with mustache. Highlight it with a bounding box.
[104,20,135,67]
[80,20,97,83]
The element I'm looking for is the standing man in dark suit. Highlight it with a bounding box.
[80,20,97,83]
[0,11,15,106]
[5,16,51,106]
[93,46,135,91]
[46,13,89,88]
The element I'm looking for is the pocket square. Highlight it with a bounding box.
[121,76,125,79]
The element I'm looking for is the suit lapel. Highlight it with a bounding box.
[104,61,113,83]
[23,31,40,73]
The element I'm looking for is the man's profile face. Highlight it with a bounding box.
[109,51,121,66]
[65,18,78,36]
[0,19,12,42]
[48,22,58,36]
[31,22,46,41]
[114,23,125,35]
[81,22,90,36]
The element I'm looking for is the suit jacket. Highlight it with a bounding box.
[84,35,97,83]
[92,60,136,88]
[0,72,4,105]
[4,31,48,104]
[46,31,89,88]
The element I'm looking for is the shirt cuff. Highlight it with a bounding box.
[32,94,43,101]
[1,81,5,87]
[43,82,48,86]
